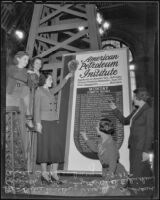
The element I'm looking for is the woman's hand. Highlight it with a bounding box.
[80,131,88,141]
[142,152,150,162]
[36,123,42,133]
[108,100,117,110]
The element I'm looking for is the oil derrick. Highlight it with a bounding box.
[26,3,101,172]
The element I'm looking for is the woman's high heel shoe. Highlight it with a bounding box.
[41,175,52,185]
[50,175,63,185]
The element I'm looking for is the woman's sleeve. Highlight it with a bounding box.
[86,140,98,153]
[143,108,154,152]
[53,78,68,94]
[112,108,136,125]
[27,73,39,89]
[15,68,28,83]
[34,88,41,124]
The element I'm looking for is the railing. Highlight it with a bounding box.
[5,106,30,194]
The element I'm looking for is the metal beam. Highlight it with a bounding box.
[38,21,88,33]
[36,29,88,57]
[26,4,43,57]
[40,4,72,24]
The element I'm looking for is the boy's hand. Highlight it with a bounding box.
[80,131,88,141]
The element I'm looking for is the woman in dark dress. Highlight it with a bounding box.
[109,88,154,179]
[109,87,154,196]
[34,72,73,184]
[26,57,43,170]
[27,57,43,121]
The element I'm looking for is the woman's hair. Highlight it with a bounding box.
[39,73,52,86]
[99,118,114,135]
[13,51,29,65]
[133,87,152,106]
[29,57,43,70]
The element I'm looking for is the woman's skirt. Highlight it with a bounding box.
[36,120,64,165]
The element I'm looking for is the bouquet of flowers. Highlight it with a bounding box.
[68,59,79,72]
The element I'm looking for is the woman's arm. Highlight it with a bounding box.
[80,131,98,153]
[34,88,43,133]
[7,65,28,83]
[112,108,131,125]
[53,72,73,94]
[34,88,41,124]
[109,101,135,125]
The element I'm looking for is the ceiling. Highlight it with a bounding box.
[1,2,158,98]
[1,2,158,47]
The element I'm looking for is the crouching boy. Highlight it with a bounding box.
[80,118,128,181]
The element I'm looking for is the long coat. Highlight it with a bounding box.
[112,103,154,152]
[112,103,154,178]
[6,64,28,94]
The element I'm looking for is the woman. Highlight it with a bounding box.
[28,57,42,88]
[27,57,43,120]
[6,51,34,129]
[34,71,73,185]
[25,57,43,171]
[109,87,154,179]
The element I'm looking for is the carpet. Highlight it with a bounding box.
[2,171,155,198]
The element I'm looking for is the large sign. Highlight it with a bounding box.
[63,48,131,172]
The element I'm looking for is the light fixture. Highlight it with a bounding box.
[14,30,25,40]
[103,21,110,30]
[96,13,103,24]
[78,26,85,31]
[129,64,135,70]
[96,12,111,37]
[99,28,104,35]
